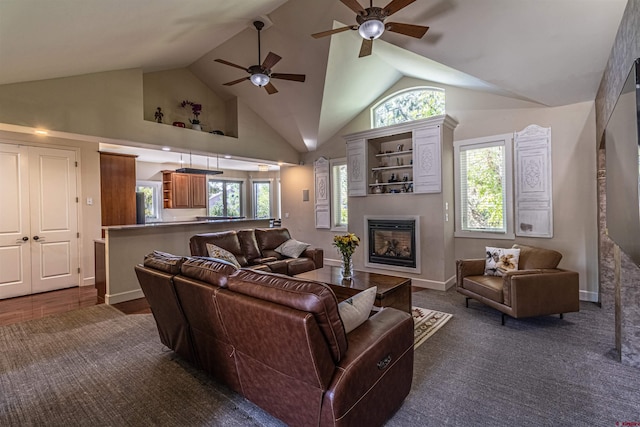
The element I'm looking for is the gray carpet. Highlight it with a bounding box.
[1,289,638,426]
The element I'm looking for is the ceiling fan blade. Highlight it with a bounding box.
[383,0,416,16]
[340,0,365,14]
[359,38,373,57]
[261,52,282,70]
[271,73,306,82]
[214,59,248,72]
[311,25,357,39]
[223,77,250,86]
[385,22,429,38]
[264,82,278,95]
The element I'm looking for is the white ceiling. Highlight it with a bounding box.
[0,0,628,156]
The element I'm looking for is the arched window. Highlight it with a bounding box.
[372,87,445,128]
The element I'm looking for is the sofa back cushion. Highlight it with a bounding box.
[227,269,348,362]
[255,228,292,259]
[143,250,187,275]
[189,231,248,266]
[180,257,238,288]
[512,244,562,270]
[237,229,262,262]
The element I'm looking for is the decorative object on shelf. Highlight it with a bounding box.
[333,232,360,280]
[210,130,225,135]
[180,100,202,130]
[172,121,185,128]
[154,107,164,123]
[396,143,404,151]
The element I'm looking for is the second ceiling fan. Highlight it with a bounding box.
[215,21,306,95]
[312,0,429,57]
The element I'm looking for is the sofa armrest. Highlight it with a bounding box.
[302,248,323,269]
[323,308,413,422]
[504,269,579,316]
[456,259,485,288]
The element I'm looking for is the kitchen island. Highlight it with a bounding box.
[98,218,272,304]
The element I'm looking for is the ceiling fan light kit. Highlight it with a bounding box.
[214,20,306,94]
[312,0,429,57]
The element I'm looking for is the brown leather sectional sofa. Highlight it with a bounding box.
[189,227,323,276]
[134,251,414,427]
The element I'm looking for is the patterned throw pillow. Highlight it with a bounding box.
[206,243,241,268]
[485,247,520,276]
[274,239,310,259]
[338,286,377,333]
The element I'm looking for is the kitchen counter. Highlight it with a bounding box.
[101,218,272,304]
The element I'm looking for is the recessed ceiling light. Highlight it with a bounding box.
[224,155,232,159]
[34,129,48,135]
[162,147,171,151]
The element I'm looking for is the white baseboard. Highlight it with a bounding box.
[579,290,599,303]
[105,288,145,305]
[82,277,95,286]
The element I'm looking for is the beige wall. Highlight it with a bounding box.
[0,68,301,165]
[283,76,599,300]
[0,130,101,285]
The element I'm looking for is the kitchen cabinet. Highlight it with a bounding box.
[163,171,207,209]
[100,152,137,225]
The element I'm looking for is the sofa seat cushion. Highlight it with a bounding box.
[463,275,503,303]
[285,258,316,276]
[227,269,348,362]
[180,257,238,288]
[265,259,288,274]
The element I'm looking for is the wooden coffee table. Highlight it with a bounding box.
[295,266,412,313]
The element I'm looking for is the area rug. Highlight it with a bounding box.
[412,306,452,349]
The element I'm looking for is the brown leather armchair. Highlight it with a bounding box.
[456,244,579,324]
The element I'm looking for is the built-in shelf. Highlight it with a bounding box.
[371,165,412,171]
[368,181,413,186]
[375,150,413,157]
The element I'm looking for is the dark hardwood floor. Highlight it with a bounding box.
[0,286,150,327]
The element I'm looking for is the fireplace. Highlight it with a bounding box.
[365,217,418,271]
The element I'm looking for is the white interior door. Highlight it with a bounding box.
[0,144,32,299]
[0,143,79,299]
[29,146,79,293]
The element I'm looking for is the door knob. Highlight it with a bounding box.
[22,236,29,241]
[33,235,40,241]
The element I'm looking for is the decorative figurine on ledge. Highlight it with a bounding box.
[154,107,164,124]
[180,100,202,131]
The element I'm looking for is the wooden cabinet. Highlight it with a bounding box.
[100,152,137,226]
[162,171,207,209]
[344,115,457,196]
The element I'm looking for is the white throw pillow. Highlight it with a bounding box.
[338,286,377,333]
[274,238,310,258]
[485,246,520,276]
[206,243,241,268]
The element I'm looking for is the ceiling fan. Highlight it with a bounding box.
[214,21,306,95]
[312,0,429,57]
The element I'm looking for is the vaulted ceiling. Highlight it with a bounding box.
[0,0,627,153]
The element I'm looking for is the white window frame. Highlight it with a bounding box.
[135,181,162,222]
[454,133,515,239]
[371,86,445,129]
[330,158,348,232]
[207,178,246,218]
[251,179,273,219]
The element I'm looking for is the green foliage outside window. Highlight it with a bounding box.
[254,182,271,219]
[462,146,505,230]
[335,164,348,225]
[373,88,445,128]
[208,180,242,217]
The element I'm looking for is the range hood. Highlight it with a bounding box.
[175,167,223,175]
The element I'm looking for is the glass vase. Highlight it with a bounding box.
[341,254,353,280]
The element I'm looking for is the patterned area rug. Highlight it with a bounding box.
[412,306,452,349]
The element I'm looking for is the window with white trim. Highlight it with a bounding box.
[372,87,445,128]
[135,181,162,221]
[252,180,272,219]
[454,133,514,239]
[208,179,244,217]
[330,158,348,231]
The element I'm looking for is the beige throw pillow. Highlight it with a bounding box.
[338,286,377,333]
[274,238,310,258]
[206,243,241,268]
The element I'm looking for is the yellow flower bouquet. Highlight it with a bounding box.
[333,233,360,279]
